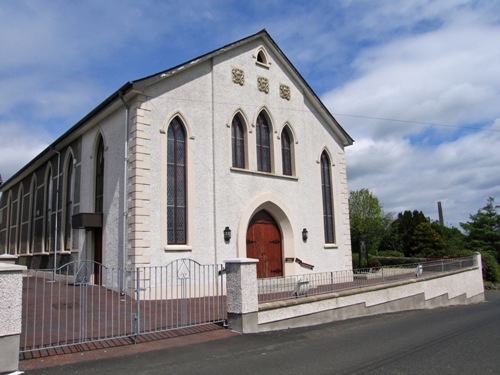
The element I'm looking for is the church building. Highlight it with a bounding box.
[0,30,354,279]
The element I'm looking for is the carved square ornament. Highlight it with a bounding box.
[232,68,245,86]
[280,84,291,100]
[258,76,269,93]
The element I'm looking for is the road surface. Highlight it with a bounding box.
[28,291,500,374]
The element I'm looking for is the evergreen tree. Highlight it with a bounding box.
[411,222,446,257]
[431,221,466,256]
[460,197,500,262]
[389,210,428,257]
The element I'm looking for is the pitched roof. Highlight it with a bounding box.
[1,29,353,189]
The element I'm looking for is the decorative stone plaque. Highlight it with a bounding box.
[280,84,291,101]
[257,76,269,93]
[232,68,245,86]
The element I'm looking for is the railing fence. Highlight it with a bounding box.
[21,259,226,354]
[258,256,476,303]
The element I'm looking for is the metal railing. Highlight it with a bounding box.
[258,256,476,303]
[21,259,225,354]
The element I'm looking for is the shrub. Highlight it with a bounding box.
[368,257,381,268]
[351,253,359,268]
[480,251,500,283]
[377,250,405,258]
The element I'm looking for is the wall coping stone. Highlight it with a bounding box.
[225,258,259,264]
[258,266,479,311]
[0,263,26,272]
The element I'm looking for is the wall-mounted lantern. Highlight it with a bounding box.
[302,228,308,242]
[224,227,232,242]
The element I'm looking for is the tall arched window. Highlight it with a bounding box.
[256,113,271,172]
[45,167,53,252]
[64,154,74,250]
[28,176,37,254]
[16,185,24,254]
[231,114,245,168]
[167,117,187,244]
[281,127,292,176]
[95,137,104,213]
[5,193,12,254]
[321,151,335,244]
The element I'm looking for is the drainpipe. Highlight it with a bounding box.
[50,147,61,279]
[210,59,218,265]
[119,90,130,295]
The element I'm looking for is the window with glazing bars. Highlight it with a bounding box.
[167,117,187,244]
[95,137,104,214]
[45,168,53,252]
[256,113,271,172]
[64,155,74,250]
[321,151,335,243]
[29,177,37,253]
[281,127,292,176]
[232,115,245,168]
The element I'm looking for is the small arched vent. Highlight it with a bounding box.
[255,47,270,67]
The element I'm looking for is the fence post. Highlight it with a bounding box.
[0,262,26,373]
[135,268,141,338]
[224,258,259,333]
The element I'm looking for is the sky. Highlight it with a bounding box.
[1,0,499,229]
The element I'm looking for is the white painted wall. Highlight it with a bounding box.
[137,36,352,275]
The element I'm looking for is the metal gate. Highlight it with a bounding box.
[21,259,226,354]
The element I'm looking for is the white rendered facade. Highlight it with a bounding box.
[0,31,353,277]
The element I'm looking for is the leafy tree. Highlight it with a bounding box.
[349,189,385,256]
[460,197,500,262]
[431,222,466,256]
[411,222,446,257]
[384,210,428,257]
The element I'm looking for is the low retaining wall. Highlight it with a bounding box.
[225,253,484,333]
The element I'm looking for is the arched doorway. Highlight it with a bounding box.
[246,210,283,278]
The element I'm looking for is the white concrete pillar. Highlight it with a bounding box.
[224,258,259,333]
[0,262,26,373]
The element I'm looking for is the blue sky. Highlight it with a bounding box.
[1,0,500,228]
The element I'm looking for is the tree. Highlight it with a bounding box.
[460,197,500,262]
[431,222,466,256]
[411,222,446,257]
[386,210,428,257]
[349,189,385,257]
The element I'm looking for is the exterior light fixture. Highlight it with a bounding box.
[224,227,232,242]
[302,228,308,242]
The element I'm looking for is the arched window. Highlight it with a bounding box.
[321,151,335,244]
[95,137,104,213]
[16,185,24,254]
[167,117,187,244]
[5,193,12,254]
[281,127,292,176]
[44,167,53,252]
[28,176,37,254]
[231,114,246,168]
[256,113,271,172]
[64,154,74,250]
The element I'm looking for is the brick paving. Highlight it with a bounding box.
[21,273,226,361]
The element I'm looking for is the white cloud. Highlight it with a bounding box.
[1,0,499,230]
[0,121,50,180]
[322,1,500,227]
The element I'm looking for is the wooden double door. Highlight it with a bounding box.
[246,210,283,278]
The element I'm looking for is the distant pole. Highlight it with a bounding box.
[438,201,444,226]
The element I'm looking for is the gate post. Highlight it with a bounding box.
[224,258,259,333]
[0,262,26,373]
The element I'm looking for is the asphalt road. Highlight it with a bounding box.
[28,291,500,375]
